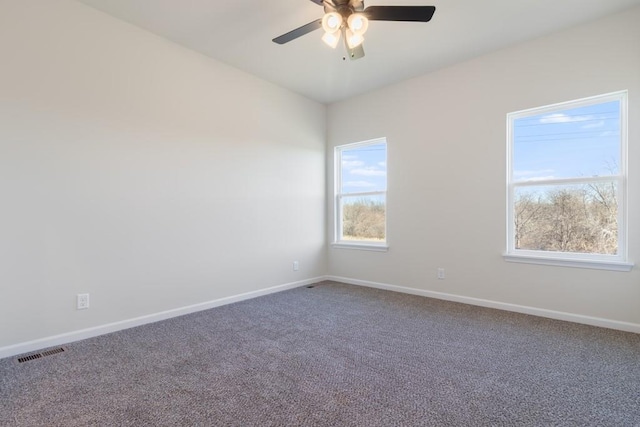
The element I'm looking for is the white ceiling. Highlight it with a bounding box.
[77,0,640,104]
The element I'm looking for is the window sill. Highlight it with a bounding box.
[331,242,389,252]
[503,253,634,272]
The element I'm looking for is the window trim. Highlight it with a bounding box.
[504,91,633,271]
[333,138,388,250]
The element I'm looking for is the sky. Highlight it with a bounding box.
[338,100,619,195]
[340,141,387,194]
[513,100,620,182]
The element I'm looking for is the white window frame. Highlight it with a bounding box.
[333,138,388,251]
[504,91,633,271]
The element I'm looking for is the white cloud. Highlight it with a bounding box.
[525,176,557,182]
[342,160,365,169]
[378,161,387,167]
[514,169,557,181]
[600,131,618,137]
[344,180,375,188]
[582,120,605,129]
[514,169,555,177]
[350,167,387,177]
[539,113,593,124]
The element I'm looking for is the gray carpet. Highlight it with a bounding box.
[1,281,639,426]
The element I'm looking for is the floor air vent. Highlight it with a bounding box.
[17,347,65,363]
[17,353,42,363]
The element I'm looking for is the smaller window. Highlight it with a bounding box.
[334,138,387,250]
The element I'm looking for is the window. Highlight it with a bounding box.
[505,91,632,271]
[334,138,387,250]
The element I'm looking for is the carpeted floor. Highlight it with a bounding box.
[1,281,639,426]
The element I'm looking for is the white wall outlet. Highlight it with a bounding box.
[293,261,299,271]
[77,293,90,310]
[437,268,445,280]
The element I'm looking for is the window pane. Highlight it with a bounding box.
[341,195,386,242]
[513,100,620,182]
[514,182,618,255]
[341,142,387,193]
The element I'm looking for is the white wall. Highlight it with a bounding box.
[1,1,637,357]
[327,7,640,327]
[0,0,326,351]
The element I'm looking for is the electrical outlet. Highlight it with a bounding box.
[77,293,90,310]
[293,261,299,271]
[437,268,445,280]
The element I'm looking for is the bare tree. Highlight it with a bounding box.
[514,184,617,255]
[514,192,543,249]
[342,199,385,241]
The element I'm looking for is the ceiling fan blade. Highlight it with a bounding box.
[347,44,365,61]
[364,6,436,22]
[272,19,322,44]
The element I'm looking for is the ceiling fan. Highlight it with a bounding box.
[272,0,436,60]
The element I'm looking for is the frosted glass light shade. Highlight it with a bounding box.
[322,31,340,48]
[322,12,343,33]
[346,29,364,48]
[347,14,369,35]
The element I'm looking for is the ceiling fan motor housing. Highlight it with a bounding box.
[325,0,365,19]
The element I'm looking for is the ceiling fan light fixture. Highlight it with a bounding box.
[272,2,437,61]
[347,14,368,35]
[321,31,341,49]
[322,12,343,33]
[345,28,364,49]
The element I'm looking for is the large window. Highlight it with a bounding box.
[506,91,632,271]
[334,138,387,250]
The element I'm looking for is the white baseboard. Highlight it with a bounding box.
[4,275,637,360]
[327,275,640,334]
[0,277,324,360]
